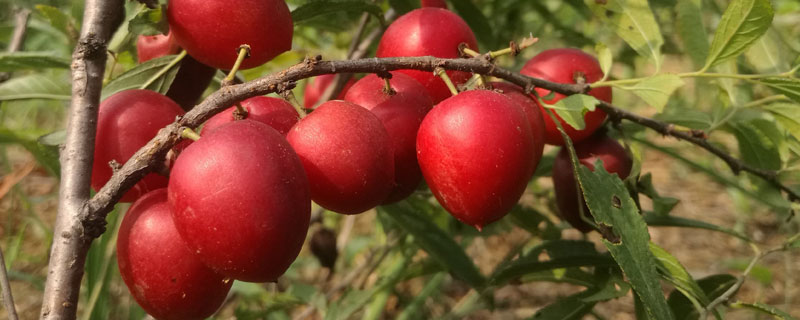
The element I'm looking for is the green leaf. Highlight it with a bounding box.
[128,6,168,36]
[730,119,782,170]
[35,4,76,39]
[758,77,800,104]
[528,290,597,320]
[0,52,71,72]
[595,43,613,80]
[396,273,446,320]
[655,107,714,131]
[675,0,709,67]
[542,94,600,130]
[650,243,717,319]
[0,74,71,101]
[379,202,486,290]
[102,54,182,100]
[636,174,679,215]
[731,302,798,320]
[292,1,385,26]
[704,0,774,69]
[644,214,753,242]
[490,241,615,286]
[0,129,60,176]
[575,162,673,320]
[449,0,496,49]
[624,74,684,112]
[387,0,415,14]
[745,31,791,74]
[667,274,737,320]
[585,0,664,71]
[763,103,800,138]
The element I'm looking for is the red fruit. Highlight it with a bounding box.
[168,120,310,282]
[92,89,184,202]
[377,8,478,103]
[117,189,232,320]
[167,0,293,70]
[552,134,632,232]
[421,0,448,8]
[520,48,610,145]
[345,73,434,203]
[490,82,546,166]
[287,101,394,214]
[417,90,537,229]
[303,74,356,109]
[202,96,299,135]
[136,33,181,63]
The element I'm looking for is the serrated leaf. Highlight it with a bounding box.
[585,0,664,71]
[595,43,613,80]
[704,0,774,69]
[128,6,168,36]
[668,274,737,320]
[102,54,182,100]
[449,0,496,49]
[0,74,71,101]
[542,94,600,130]
[379,202,486,290]
[676,0,709,67]
[291,1,385,25]
[624,74,684,112]
[730,119,782,170]
[731,302,798,320]
[763,103,800,138]
[0,52,71,72]
[759,77,800,104]
[529,290,596,320]
[575,162,673,320]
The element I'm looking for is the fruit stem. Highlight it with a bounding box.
[181,127,201,141]
[434,67,459,97]
[488,36,538,59]
[223,45,251,86]
[461,47,481,58]
[280,90,308,119]
[383,78,396,95]
[233,102,248,120]
[139,50,187,90]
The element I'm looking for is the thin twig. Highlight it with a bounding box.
[0,247,19,320]
[0,8,31,82]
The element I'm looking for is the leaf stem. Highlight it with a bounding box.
[139,50,186,90]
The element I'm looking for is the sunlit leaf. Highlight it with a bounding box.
[0,74,71,101]
[102,54,182,100]
[759,77,800,104]
[624,74,684,112]
[128,5,168,36]
[704,0,773,69]
[0,52,70,72]
[675,0,709,67]
[586,0,664,71]
[763,103,800,138]
[542,94,600,130]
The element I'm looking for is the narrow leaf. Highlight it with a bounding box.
[667,274,737,320]
[731,302,798,320]
[490,252,615,286]
[529,290,597,320]
[128,6,168,36]
[379,203,486,290]
[102,54,182,100]
[644,214,752,242]
[576,163,673,320]
[0,52,71,72]
[675,0,709,67]
[35,5,76,39]
[704,0,774,69]
[625,74,684,112]
[759,77,800,104]
[0,74,71,101]
[585,0,664,71]
[291,1,385,25]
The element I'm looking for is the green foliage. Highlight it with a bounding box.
[703,0,774,70]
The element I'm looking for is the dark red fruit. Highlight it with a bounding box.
[203,96,299,135]
[136,33,181,63]
[552,134,632,232]
[421,0,448,8]
[169,120,310,282]
[520,48,610,145]
[376,8,478,104]
[303,74,356,109]
[287,100,394,214]
[490,82,546,165]
[345,73,433,203]
[92,89,184,202]
[417,90,537,230]
[167,0,293,70]
[117,189,232,320]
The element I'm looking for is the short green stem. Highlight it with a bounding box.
[281,90,308,119]
[383,77,396,95]
[434,67,459,97]
[223,45,251,85]
[181,127,201,141]
[139,50,187,90]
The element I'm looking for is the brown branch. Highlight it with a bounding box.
[40,0,124,319]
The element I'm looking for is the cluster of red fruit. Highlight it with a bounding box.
[96,1,633,319]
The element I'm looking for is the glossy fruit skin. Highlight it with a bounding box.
[167,0,293,70]
[287,100,394,214]
[345,73,434,203]
[552,134,632,233]
[490,82,546,166]
[377,8,478,104]
[117,189,232,320]
[417,90,536,229]
[520,48,610,145]
[202,96,299,135]
[168,120,310,282]
[92,89,184,202]
[303,74,356,109]
[136,33,181,63]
